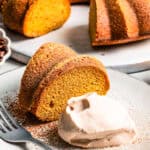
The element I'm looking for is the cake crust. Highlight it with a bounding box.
[1,0,29,33]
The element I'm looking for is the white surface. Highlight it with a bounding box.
[0,59,24,75]
[131,70,150,84]
[0,67,150,149]
[0,5,150,73]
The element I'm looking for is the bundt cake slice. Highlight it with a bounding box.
[89,0,150,46]
[19,42,77,111]
[31,55,110,121]
[1,0,70,37]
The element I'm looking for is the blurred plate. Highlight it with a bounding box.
[0,28,11,66]
[0,67,150,149]
[0,5,150,73]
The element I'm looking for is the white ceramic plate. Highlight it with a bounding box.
[0,28,11,66]
[0,67,150,150]
[0,5,150,73]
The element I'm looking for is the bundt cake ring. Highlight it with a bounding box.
[89,0,150,46]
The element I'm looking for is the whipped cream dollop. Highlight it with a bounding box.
[58,92,137,148]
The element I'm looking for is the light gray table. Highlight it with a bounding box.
[0,59,150,84]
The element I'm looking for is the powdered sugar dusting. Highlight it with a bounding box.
[2,92,75,149]
[1,90,150,150]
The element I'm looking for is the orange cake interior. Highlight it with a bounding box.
[31,55,109,121]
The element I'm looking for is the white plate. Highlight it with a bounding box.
[0,28,11,66]
[0,5,150,73]
[0,67,150,150]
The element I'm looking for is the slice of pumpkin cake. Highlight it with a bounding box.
[19,43,110,122]
[19,42,77,110]
[1,0,70,37]
[31,55,110,121]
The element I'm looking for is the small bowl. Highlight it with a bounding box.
[0,28,11,66]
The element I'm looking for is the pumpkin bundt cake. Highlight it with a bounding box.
[89,0,150,46]
[19,42,77,110]
[1,0,70,37]
[19,43,110,121]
